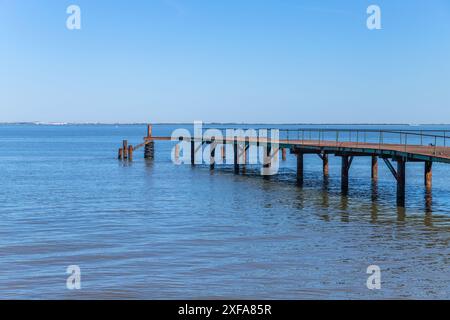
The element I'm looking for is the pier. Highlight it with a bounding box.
[119,125,450,207]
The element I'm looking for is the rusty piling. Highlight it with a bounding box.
[397,158,406,207]
[174,143,180,161]
[128,145,133,161]
[323,153,329,177]
[210,138,216,170]
[296,152,303,185]
[123,140,128,159]
[425,161,432,189]
[341,156,350,193]
[233,140,239,174]
[371,155,378,181]
[221,145,226,160]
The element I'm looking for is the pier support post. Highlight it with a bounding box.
[241,143,247,174]
[147,124,152,137]
[174,144,180,161]
[282,148,287,161]
[123,140,128,159]
[425,161,432,189]
[210,138,216,170]
[323,153,329,177]
[128,145,133,161]
[221,145,226,160]
[190,140,195,165]
[144,142,154,159]
[371,155,378,181]
[233,139,239,174]
[341,156,350,193]
[244,144,248,164]
[296,152,303,185]
[118,148,123,160]
[397,158,406,207]
[261,144,273,177]
[144,124,155,159]
[263,145,272,168]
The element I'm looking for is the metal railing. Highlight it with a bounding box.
[201,127,450,156]
[277,129,449,155]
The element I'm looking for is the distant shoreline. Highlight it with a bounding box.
[1,122,450,126]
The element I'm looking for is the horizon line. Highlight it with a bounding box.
[1,122,450,126]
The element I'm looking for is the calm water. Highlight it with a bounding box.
[0,124,449,299]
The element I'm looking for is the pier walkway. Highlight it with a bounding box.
[119,125,450,207]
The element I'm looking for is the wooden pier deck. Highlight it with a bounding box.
[119,125,450,207]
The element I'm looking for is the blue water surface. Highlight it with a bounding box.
[0,124,449,299]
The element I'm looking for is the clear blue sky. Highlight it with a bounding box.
[1,0,449,123]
